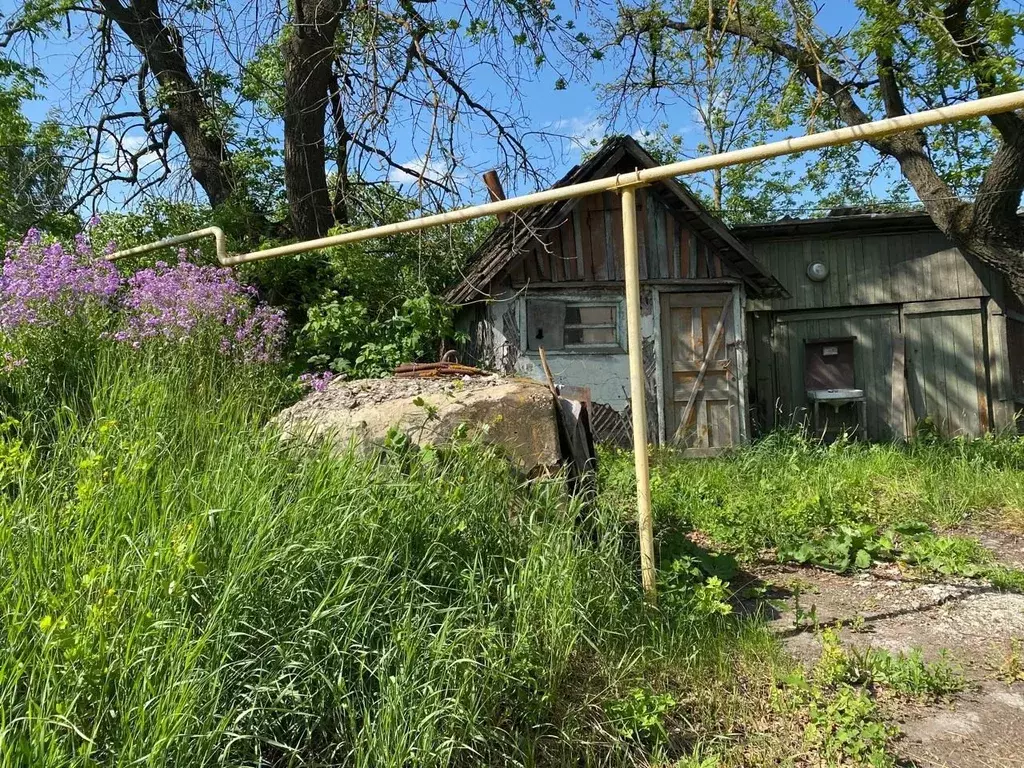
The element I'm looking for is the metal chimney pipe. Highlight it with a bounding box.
[482,169,507,222]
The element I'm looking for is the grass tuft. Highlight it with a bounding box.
[600,429,1024,589]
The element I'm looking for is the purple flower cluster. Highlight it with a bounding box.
[0,230,287,367]
[298,370,336,392]
[111,255,287,364]
[0,229,120,329]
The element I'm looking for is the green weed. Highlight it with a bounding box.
[804,685,896,767]
[987,565,1024,592]
[999,639,1024,683]
[771,629,912,766]
[776,671,896,768]
[605,686,677,748]
[816,629,963,700]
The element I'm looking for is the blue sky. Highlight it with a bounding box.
[2,0,917,215]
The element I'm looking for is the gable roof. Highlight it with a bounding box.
[447,136,787,303]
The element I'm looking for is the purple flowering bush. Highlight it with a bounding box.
[0,229,287,414]
[0,229,121,330]
[111,256,286,366]
[0,229,121,406]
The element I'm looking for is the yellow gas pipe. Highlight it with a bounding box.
[104,89,1024,599]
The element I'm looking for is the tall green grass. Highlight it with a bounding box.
[601,429,1024,559]
[0,348,774,766]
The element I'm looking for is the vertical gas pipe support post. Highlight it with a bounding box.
[620,183,656,600]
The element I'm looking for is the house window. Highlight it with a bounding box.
[564,304,618,347]
[525,298,622,352]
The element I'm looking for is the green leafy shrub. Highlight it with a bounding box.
[296,291,463,378]
[659,556,734,619]
[605,686,677,748]
[242,187,489,376]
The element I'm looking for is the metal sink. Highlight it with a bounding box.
[806,388,865,402]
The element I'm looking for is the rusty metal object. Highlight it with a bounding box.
[394,361,489,378]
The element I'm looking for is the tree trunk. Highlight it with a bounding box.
[281,0,344,241]
[97,0,235,207]
[954,220,1024,296]
[329,71,350,226]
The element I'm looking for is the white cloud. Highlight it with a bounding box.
[96,133,162,174]
[549,115,607,153]
[387,153,465,187]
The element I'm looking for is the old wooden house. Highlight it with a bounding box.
[450,137,1024,449]
[449,136,788,454]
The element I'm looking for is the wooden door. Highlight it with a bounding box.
[660,291,743,455]
[904,299,988,436]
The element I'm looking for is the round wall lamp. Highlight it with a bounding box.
[806,261,829,282]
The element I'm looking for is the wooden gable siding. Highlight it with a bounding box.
[744,230,994,311]
[504,188,732,288]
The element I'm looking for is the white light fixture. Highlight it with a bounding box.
[806,261,829,282]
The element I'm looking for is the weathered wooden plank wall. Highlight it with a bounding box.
[746,230,991,311]
[772,309,900,439]
[744,226,1013,439]
[903,301,988,436]
[752,304,1002,440]
[1006,315,1024,404]
[506,189,731,287]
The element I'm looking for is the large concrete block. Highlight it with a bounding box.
[276,376,561,474]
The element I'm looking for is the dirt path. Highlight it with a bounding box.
[744,531,1024,767]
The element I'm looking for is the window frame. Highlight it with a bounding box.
[562,301,622,351]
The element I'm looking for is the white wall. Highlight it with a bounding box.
[475,287,666,442]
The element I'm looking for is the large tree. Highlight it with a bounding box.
[1,0,583,240]
[0,56,76,241]
[613,0,1024,291]
[604,11,805,220]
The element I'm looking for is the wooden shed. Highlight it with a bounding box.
[450,137,1024,447]
[449,136,787,454]
[737,212,1024,439]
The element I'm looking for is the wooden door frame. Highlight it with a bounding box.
[658,285,749,450]
[731,285,750,443]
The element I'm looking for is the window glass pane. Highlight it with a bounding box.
[577,305,615,325]
[565,306,582,325]
[584,327,616,344]
[566,327,616,345]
